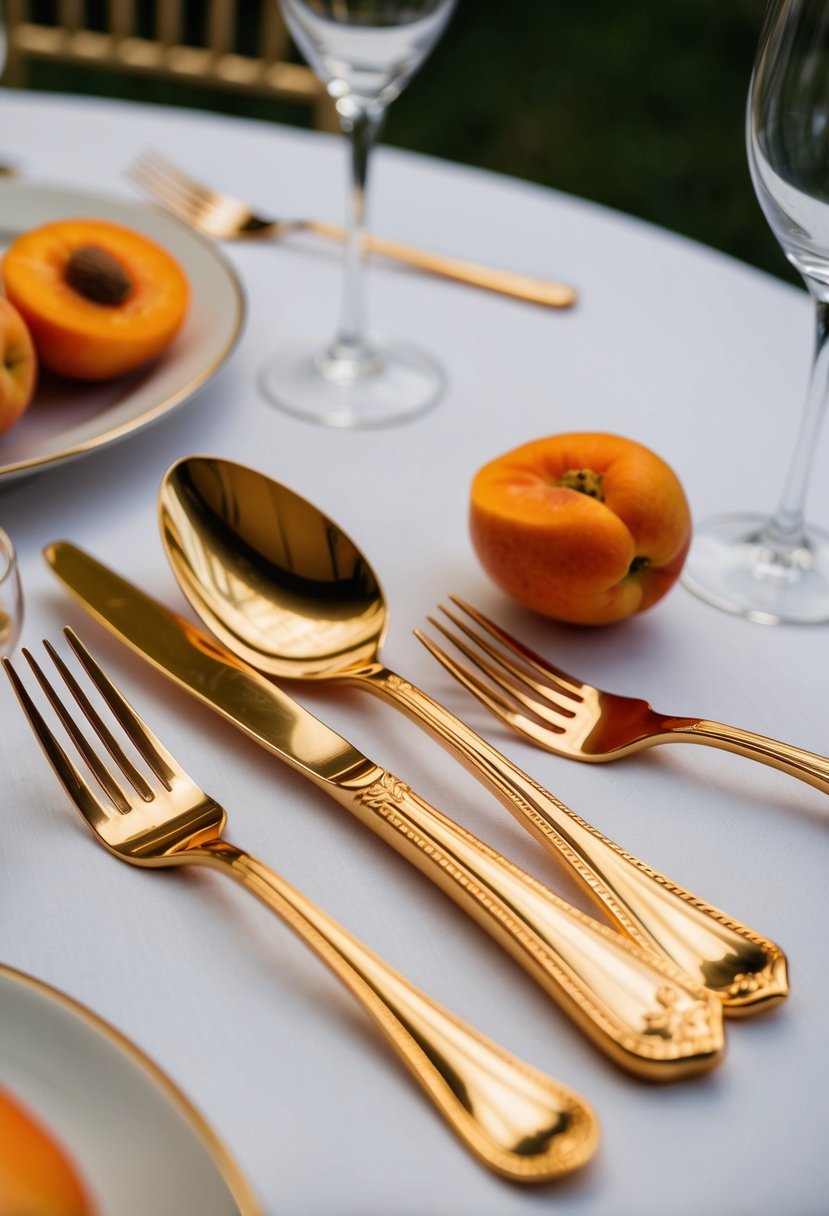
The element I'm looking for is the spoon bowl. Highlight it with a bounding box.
[159,455,386,679]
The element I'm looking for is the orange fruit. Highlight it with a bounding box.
[2,218,189,381]
[470,432,692,626]
[0,297,37,437]
[0,1086,96,1214]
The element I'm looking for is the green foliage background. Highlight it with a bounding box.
[393,0,789,283]
[21,0,794,285]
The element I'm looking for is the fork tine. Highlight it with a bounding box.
[414,628,565,738]
[448,597,584,697]
[131,150,215,208]
[3,656,116,830]
[64,628,179,790]
[128,168,186,217]
[128,160,201,221]
[42,639,154,801]
[22,646,133,813]
[425,613,577,729]
[144,151,217,204]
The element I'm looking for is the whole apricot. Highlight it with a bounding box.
[0,297,37,437]
[0,1086,97,1214]
[2,218,189,381]
[470,433,692,626]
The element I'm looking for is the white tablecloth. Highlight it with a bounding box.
[1,91,826,1216]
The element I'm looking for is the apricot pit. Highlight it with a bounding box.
[65,245,132,306]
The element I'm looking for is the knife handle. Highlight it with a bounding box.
[356,666,788,1016]
[330,766,724,1081]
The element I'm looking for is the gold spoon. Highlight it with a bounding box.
[158,455,788,1017]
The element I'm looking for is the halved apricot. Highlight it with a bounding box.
[0,1086,97,1214]
[2,218,189,381]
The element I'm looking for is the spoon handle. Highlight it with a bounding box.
[352,665,787,1017]
[327,762,723,1080]
[196,840,597,1183]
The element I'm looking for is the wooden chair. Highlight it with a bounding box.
[3,0,337,130]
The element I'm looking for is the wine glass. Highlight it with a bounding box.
[0,527,23,657]
[259,0,457,429]
[682,0,829,623]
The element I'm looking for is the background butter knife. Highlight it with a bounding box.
[45,540,725,1081]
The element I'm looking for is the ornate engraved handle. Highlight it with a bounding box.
[302,220,578,308]
[353,666,788,1017]
[327,765,724,1081]
[195,840,598,1182]
[670,719,829,795]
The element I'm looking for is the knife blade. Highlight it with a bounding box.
[45,540,370,787]
[44,540,725,1079]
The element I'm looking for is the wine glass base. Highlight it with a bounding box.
[259,335,444,429]
[682,512,829,624]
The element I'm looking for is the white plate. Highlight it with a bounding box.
[0,182,244,484]
[0,963,261,1215]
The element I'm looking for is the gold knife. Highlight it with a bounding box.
[44,540,725,1081]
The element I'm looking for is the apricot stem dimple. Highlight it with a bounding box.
[629,556,650,575]
[65,245,132,306]
[558,468,605,501]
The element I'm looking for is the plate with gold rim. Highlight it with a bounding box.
[0,962,262,1215]
[0,181,244,485]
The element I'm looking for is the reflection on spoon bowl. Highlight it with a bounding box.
[159,454,388,680]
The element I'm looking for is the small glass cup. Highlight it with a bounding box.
[0,527,23,657]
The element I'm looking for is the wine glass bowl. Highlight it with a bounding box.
[748,8,829,294]
[260,0,456,429]
[0,527,23,657]
[280,0,455,108]
[682,0,829,622]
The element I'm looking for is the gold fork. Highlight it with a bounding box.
[418,596,829,795]
[127,150,577,309]
[3,629,600,1184]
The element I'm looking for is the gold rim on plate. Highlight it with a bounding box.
[0,961,262,1215]
[0,181,245,484]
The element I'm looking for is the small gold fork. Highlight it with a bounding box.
[127,150,577,308]
[417,596,829,795]
[3,628,600,1184]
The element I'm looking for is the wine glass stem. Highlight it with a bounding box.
[331,99,386,367]
[763,298,829,547]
